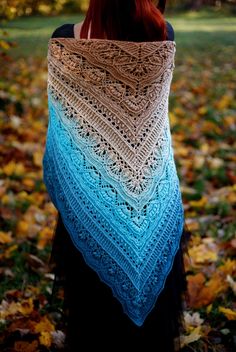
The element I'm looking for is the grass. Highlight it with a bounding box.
[169,12,236,50]
[1,10,236,58]
[1,15,84,58]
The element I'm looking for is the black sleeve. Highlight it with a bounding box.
[51,23,74,39]
[166,21,175,41]
[51,22,174,41]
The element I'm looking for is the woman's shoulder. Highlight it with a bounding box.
[166,20,175,41]
[51,23,75,38]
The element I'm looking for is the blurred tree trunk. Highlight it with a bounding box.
[190,0,204,10]
[186,0,232,10]
[184,0,226,10]
[29,0,41,14]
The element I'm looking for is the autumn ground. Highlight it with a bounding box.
[0,11,236,351]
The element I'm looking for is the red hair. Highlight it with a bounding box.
[80,0,167,42]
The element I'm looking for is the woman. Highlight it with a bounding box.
[43,0,191,351]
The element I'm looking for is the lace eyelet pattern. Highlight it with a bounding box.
[43,38,184,326]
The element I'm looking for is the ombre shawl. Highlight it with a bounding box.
[42,38,185,326]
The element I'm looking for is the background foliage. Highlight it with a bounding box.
[0,1,236,351]
[1,0,236,19]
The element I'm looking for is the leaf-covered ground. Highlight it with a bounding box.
[0,12,236,351]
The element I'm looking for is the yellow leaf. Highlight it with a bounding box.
[3,161,16,176]
[193,155,205,169]
[169,112,178,126]
[17,191,30,201]
[32,120,44,130]
[175,147,189,157]
[198,106,207,115]
[15,163,26,176]
[215,94,233,110]
[18,298,34,316]
[189,196,208,208]
[2,161,25,176]
[0,39,11,50]
[0,298,33,319]
[3,244,18,259]
[185,219,200,232]
[22,178,35,188]
[219,307,236,320]
[228,192,236,204]
[39,331,52,348]
[34,316,55,334]
[184,311,204,332]
[0,231,13,244]
[1,194,10,205]
[219,259,236,276]
[33,151,43,167]
[206,304,213,314]
[28,192,45,205]
[200,143,210,153]
[180,326,202,348]
[16,220,29,237]
[0,301,18,319]
[224,115,235,128]
[37,227,53,250]
[189,239,218,265]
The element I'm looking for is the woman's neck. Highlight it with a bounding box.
[74,22,91,39]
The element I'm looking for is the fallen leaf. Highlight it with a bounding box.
[187,259,236,308]
[180,326,202,347]
[34,315,55,334]
[37,226,53,250]
[14,340,39,352]
[185,218,200,231]
[214,94,233,110]
[17,298,34,316]
[39,331,52,347]
[184,311,204,331]
[0,230,13,244]
[16,220,29,237]
[226,274,236,294]
[0,298,34,319]
[188,237,219,266]
[33,150,43,167]
[51,330,65,349]
[3,161,26,176]
[189,197,207,209]
[218,306,236,320]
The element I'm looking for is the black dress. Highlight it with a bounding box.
[49,22,191,352]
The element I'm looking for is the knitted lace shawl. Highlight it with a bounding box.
[43,38,184,326]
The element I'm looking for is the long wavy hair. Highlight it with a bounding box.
[80,0,167,42]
